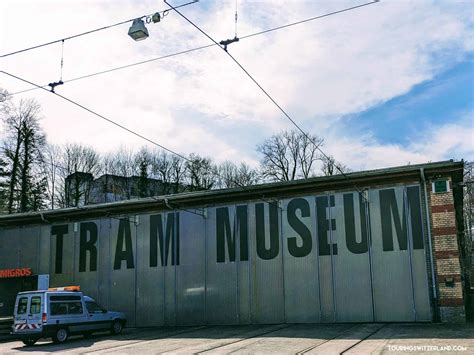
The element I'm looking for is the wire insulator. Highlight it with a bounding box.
[234,0,238,37]
[60,40,64,81]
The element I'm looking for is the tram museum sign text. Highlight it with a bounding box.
[51,187,424,274]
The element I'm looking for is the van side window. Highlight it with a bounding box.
[30,296,41,314]
[51,303,68,315]
[50,301,83,315]
[86,301,103,313]
[68,302,83,314]
[17,297,28,315]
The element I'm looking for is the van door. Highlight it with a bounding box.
[85,300,108,330]
[27,295,43,330]
[48,294,88,332]
[14,295,29,328]
[13,293,43,334]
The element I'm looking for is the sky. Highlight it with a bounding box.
[0,0,473,172]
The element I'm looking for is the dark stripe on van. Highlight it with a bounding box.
[50,296,82,301]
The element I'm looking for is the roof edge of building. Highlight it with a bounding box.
[0,160,464,227]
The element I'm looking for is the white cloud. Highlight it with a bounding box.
[0,0,472,169]
[324,114,474,170]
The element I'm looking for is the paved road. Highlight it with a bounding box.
[0,323,473,354]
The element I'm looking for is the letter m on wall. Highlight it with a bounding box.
[216,206,248,263]
[379,186,424,251]
[150,213,180,267]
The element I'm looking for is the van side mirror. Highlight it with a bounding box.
[102,309,107,313]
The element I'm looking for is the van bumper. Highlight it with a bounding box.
[11,327,54,340]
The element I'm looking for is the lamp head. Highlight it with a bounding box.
[128,18,149,41]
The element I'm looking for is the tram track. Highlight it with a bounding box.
[339,323,386,354]
[196,324,291,354]
[296,324,360,354]
[85,325,209,354]
[296,323,387,354]
[7,322,390,354]
[151,323,386,354]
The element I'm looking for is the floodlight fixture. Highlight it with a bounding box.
[128,18,149,41]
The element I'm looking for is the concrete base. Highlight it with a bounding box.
[440,306,466,323]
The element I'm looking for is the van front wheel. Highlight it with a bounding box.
[111,320,123,335]
[52,328,68,343]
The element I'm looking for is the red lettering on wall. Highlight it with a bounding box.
[0,267,33,278]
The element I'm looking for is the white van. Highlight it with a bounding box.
[11,287,126,346]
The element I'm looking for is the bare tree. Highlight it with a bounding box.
[40,144,61,209]
[134,147,151,197]
[57,143,101,207]
[19,109,46,211]
[186,153,216,190]
[112,148,135,199]
[170,155,187,193]
[1,98,47,213]
[99,152,115,203]
[0,88,8,104]
[320,155,350,176]
[0,90,9,213]
[0,157,9,214]
[215,161,260,188]
[216,161,238,188]
[150,150,173,194]
[236,162,260,186]
[257,130,324,182]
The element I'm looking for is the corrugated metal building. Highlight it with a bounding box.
[0,161,468,324]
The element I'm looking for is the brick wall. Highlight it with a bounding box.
[428,178,466,322]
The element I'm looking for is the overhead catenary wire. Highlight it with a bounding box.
[8,0,380,97]
[0,0,199,59]
[240,0,379,40]
[9,45,215,96]
[3,1,380,201]
[2,71,189,160]
[0,70,282,210]
[164,0,376,200]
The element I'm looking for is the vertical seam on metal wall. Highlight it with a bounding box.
[365,193,377,322]
[50,225,53,277]
[417,184,432,321]
[248,203,252,324]
[163,214,166,325]
[36,227,41,277]
[204,209,208,325]
[421,178,437,320]
[315,196,323,322]
[17,228,20,268]
[280,200,286,324]
[73,223,77,285]
[404,188,418,321]
[329,194,337,322]
[134,217,138,327]
[108,218,111,309]
[97,220,100,309]
[174,212,178,326]
[235,207,240,324]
